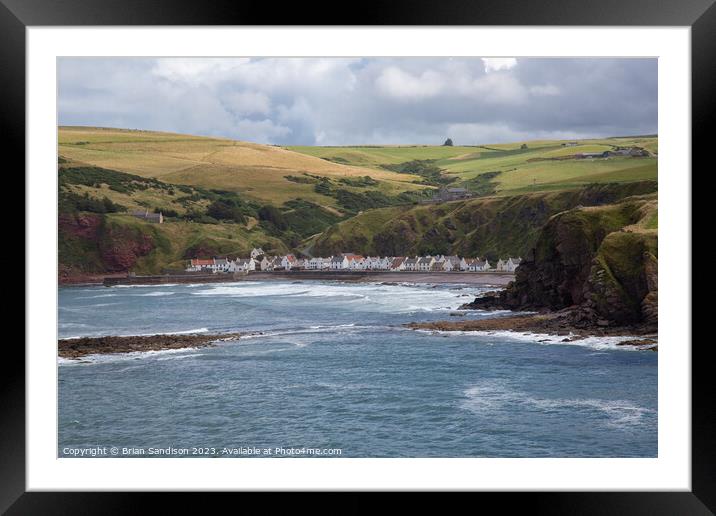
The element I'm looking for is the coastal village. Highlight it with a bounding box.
[186,248,522,274]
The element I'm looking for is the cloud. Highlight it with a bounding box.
[530,84,561,96]
[58,57,657,146]
[223,91,272,116]
[482,58,518,73]
[375,67,446,100]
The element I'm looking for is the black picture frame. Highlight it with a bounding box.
[7,0,709,511]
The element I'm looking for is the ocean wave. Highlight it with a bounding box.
[188,282,472,313]
[461,380,654,427]
[238,324,379,340]
[413,328,648,351]
[58,346,204,366]
[110,283,183,288]
[59,327,211,340]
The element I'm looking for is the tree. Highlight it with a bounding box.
[443,138,454,147]
[258,205,288,230]
[520,143,528,149]
[207,199,245,223]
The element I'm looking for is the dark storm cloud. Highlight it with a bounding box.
[57,57,657,145]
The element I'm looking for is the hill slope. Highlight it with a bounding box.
[309,181,657,260]
[289,135,657,196]
[59,127,426,208]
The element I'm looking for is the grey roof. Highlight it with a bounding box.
[131,211,162,219]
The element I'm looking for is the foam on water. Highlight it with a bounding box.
[60,327,211,340]
[238,324,380,341]
[415,328,650,351]
[189,281,473,313]
[462,379,653,428]
[58,346,205,366]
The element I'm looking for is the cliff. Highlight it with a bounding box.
[465,196,658,330]
[58,212,289,283]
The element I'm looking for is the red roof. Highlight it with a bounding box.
[191,259,214,266]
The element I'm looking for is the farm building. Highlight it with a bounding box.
[432,187,474,202]
[130,209,163,223]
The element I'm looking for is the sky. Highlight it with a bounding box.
[57,57,657,146]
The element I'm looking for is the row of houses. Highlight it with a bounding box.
[187,249,523,274]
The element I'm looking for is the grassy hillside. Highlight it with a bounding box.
[58,161,335,279]
[288,136,657,196]
[57,127,658,280]
[309,181,657,260]
[58,127,426,208]
[59,211,291,279]
[481,195,658,327]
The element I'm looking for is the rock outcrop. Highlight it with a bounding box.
[464,197,657,332]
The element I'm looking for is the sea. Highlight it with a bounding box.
[58,280,657,458]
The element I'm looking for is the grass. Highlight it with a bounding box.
[310,181,657,260]
[289,136,658,197]
[106,214,289,272]
[58,127,424,208]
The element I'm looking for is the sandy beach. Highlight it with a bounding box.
[65,271,517,287]
[233,271,515,286]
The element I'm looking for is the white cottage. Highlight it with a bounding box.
[403,257,418,271]
[417,256,435,271]
[349,256,366,270]
[281,254,297,270]
[260,256,274,271]
[330,255,348,270]
[233,258,256,272]
[506,257,522,272]
[467,258,490,272]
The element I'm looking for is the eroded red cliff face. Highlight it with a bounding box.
[59,212,102,239]
[99,224,155,271]
[58,212,156,282]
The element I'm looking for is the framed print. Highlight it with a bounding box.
[7,0,711,511]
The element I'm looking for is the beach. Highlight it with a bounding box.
[95,271,516,287]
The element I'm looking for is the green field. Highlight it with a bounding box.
[288,136,658,196]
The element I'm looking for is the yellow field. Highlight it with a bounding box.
[58,127,424,206]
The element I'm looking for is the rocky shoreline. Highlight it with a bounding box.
[58,332,243,359]
[406,309,657,351]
